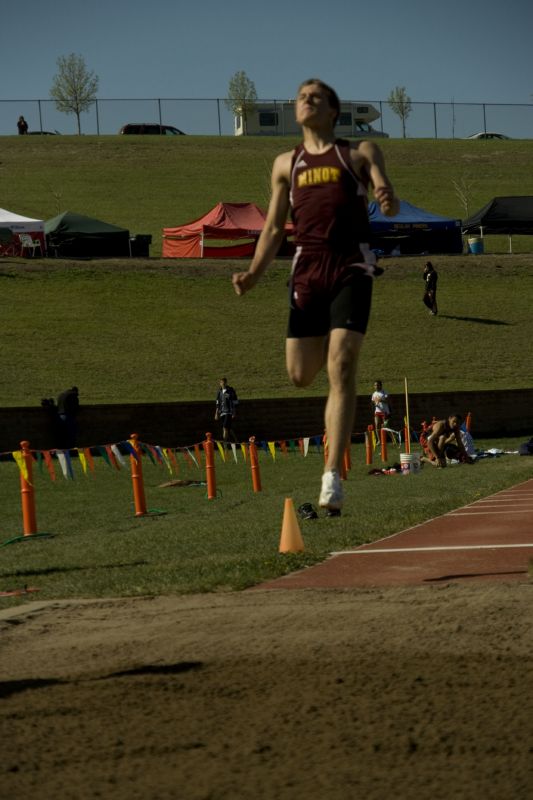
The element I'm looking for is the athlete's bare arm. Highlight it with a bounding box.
[232,152,292,296]
[427,419,447,464]
[351,140,399,217]
[452,425,469,459]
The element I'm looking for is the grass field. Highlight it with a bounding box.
[2,135,533,404]
[1,255,533,405]
[1,436,531,607]
[2,135,533,606]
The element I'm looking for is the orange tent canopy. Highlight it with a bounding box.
[162,202,293,258]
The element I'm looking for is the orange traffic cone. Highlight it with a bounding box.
[279,497,305,553]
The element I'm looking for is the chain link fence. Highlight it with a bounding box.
[2,98,532,139]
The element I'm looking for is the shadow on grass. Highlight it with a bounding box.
[0,560,149,579]
[439,314,511,325]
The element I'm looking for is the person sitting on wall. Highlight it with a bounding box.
[41,397,61,446]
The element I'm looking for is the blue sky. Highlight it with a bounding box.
[3,0,533,104]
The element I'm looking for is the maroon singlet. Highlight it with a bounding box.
[290,138,374,264]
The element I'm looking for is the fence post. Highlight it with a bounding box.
[249,436,262,492]
[203,432,217,500]
[129,433,148,516]
[20,440,37,535]
[216,99,222,135]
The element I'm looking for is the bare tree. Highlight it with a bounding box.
[50,53,99,135]
[42,180,63,216]
[388,86,412,138]
[225,71,257,134]
[453,175,476,219]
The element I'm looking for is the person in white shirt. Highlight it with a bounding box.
[371,380,391,434]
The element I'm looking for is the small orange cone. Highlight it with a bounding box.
[279,497,305,553]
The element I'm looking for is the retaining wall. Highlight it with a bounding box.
[1,389,532,451]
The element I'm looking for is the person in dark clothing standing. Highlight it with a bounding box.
[215,377,239,444]
[56,386,80,448]
[423,261,438,315]
[17,115,29,135]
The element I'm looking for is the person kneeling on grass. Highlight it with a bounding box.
[420,414,474,467]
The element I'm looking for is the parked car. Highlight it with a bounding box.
[119,123,186,135]
[465,132,511,140]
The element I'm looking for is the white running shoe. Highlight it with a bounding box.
[319,470,344,511]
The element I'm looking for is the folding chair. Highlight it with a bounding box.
[18,233,43,257]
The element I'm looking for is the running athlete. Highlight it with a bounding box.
[232,79,399,514]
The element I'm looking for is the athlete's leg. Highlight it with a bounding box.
[324,328,365,473]
[286,336,328,387]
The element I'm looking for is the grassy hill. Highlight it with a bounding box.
[3,135,533,256]
[2,136,533,406]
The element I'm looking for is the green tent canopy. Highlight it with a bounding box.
[44,211,131,258]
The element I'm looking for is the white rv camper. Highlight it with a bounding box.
[234,101,388,137]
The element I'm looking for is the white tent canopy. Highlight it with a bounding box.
[0,207,45,234]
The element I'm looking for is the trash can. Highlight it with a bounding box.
[468,236,484,255]
[130,234,152,257]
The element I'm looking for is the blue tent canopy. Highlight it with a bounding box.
[369,200,461,231]
[368,200,463,254]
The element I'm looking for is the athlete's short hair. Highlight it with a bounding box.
[297,78,341,124]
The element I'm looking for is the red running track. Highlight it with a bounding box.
[257,479,533,589]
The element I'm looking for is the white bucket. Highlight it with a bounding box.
[400,452,421,475]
